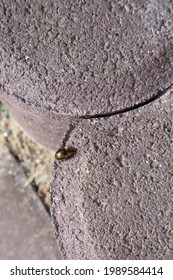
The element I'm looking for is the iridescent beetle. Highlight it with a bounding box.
[55,147,77,161]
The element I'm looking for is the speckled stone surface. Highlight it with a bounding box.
[51,88,173,259]
[0,148,62,260]
[0,0,173,149]
[0,0,173,260]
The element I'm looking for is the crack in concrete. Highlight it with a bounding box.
[61,121,79,147]
[5,143,51,215]
[78,83,173,120]
[61,83,173,146]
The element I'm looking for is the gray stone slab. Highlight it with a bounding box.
[1,0,173,115]
[0,96,74,150]
[0,0,173,260]
[0,148,62,260]
[0,0,173,149]
[51,88,173,259]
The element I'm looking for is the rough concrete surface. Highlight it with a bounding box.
[51,88,173,259]
[0,0,173,260]
[0,94,74,150]
[0,148,61,259]
[0,0,173,149]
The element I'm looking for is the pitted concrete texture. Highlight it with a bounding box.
[0,0,172,115]
[0,148,62,260]
[51,88,173,259]
[0,0,173,260]
[0,0,173,149]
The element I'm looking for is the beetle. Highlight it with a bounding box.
[55,147,77,161]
